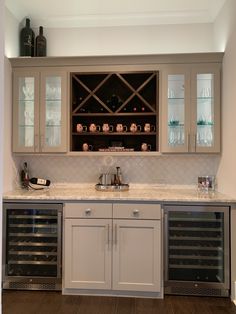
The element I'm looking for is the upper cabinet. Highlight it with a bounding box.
[70,71,159,153]
[12,69,68,153]
[10,54,223,155]
[161,64,221,153]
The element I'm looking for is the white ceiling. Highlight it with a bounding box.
[5,0,227,28]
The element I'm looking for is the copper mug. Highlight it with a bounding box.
[76,123,87,133]
[130,123,142,133]
[89,123,100,132]
[82,143,93,151]
[141,143,151,151]
[144,123,155,133]
[116,124,128,132]
[102,123,113,133]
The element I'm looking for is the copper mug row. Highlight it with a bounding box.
[76,123,155,133]
[82,142,152,151]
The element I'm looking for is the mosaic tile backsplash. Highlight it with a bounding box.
[13,155,220,187]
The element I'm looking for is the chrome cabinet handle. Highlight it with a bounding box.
[194,133,197,151]
[85,208,92,215]
[34,134,39,152]
[133,209,139,216]
[40,134,44,150]
[107,224,110,246]
[113,224,118,245]
[187,133,190,151]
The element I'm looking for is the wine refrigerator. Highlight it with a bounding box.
[3,203,62,290]
[164,205,230,297]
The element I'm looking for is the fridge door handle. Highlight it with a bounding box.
[164,210,169,281]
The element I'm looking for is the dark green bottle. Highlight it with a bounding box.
[36,26,47,57]
[20,18,35,57]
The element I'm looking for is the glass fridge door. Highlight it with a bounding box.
[6,206,62,278]
[165,206,229,289]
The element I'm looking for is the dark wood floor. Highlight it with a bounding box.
[2,291,236,314]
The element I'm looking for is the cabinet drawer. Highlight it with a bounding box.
[64,202,112,218]
[113,203,161,220]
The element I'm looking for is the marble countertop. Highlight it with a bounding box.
[3,184,236,203]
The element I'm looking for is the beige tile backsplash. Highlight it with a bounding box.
[13,155,220,187]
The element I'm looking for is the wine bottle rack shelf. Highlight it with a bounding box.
[71,71,159,152]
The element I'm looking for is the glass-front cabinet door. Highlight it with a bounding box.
[13,72,40,153]
[40,71,67,152]
[191,65,221,153]
[161,67,190,152]
[161,64,221,153]
[13,70,67,153]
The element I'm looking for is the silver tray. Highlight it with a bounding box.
[95,184,129,191]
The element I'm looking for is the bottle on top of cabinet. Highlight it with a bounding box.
[36,26,47,57]
[20,18,35,57]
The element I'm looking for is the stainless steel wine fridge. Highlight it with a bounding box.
[164,205,230,297]
[3,203,62,290]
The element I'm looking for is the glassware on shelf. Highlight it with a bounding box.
[22,85,34,100]
[197,125,213,147]
[200,87,212,98]
[168,88,175,98]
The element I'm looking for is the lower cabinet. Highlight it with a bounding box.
[112,219,161,292]
[64,202,162,295]
[64,218,112,289]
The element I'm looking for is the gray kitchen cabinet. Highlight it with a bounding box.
[161,64,221,153]
[112,203,161,292]
[64,202,112,290]
[9,53,223,155]
[63,202,162,296]
[12,69,68,153]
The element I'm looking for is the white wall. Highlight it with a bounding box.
[3,9,19,192]
[214,0,236,197]
[5,9,216,58]
[5,8,19,57]
[3,57,16,192]
[0,0,4,311]
[43,23,214,57]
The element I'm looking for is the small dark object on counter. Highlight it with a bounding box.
[20,162,29,189]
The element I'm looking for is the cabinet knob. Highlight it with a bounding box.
[85,208,92,215]
[133,209,139,216]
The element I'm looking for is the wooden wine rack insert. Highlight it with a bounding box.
[70,71,159,152]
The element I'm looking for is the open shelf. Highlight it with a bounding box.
[71,71,159,152]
